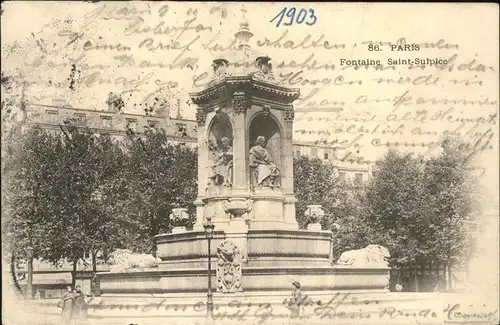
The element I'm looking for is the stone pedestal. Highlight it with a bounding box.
[193,199,205,231]
[171,226,187,234]
[284,195,299,230]
[102,229,391,294]
[222,197,251,261]
[307,223,322,231]
[225,218,248,262]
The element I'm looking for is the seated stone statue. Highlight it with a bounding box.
[209,137,233,187]
[249,136,280,188]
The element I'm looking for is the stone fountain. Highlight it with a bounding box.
[97,53,388,298]
[86,15,390,323]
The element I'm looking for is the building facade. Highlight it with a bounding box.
[25,101,198,147]
[292,140,371,186]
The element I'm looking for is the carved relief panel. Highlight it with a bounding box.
[216,240,243,293]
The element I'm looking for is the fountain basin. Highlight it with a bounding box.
[96,229,389,294]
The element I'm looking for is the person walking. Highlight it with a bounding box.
[59,286,75,324]
[73,285,88,321]
[290,281,303,318]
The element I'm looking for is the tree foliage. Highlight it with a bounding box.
[3,125,135,283]
[3,125,199,272]
[3,127,59,262]
[293,156,375,260]
[118,128,198,255]
[362,150,429,267]
[362,139,481,269]
[421,138,481,267]
[293,141,481,269]
[293,156,341,229]
[329,189,375,261]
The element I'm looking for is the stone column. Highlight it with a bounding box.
[193,109,207,231]
[282,106,295,194]
[283,106,298,229]
[231,93,250,196]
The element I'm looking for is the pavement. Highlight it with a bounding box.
[3,292,499,325]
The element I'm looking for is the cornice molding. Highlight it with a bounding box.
[189,76,300,106]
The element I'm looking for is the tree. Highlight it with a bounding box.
[362,150,429,268]
[361,142,482,290]
[293,156,372,260]
[2,124,135,285]
[3,121,199,286]
[293,156,341,229]
[38,125,123,284]
[82,130,132,272]
[361,150,434,292]
[329,187,375,261]
[422,138,481,274]
[119,127,198,255]
[2,127,60,270]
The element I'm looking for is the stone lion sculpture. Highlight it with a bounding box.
[108,249,161,273]
[336,245,390,268]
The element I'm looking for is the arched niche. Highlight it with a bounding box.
[248,113,282,171]
[207,113,234,187]
[208,113,233,157]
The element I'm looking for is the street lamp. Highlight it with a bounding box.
[203,217,215,318]
[25,246,34,299]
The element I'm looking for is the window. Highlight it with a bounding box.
[147,120,159,129]
[338,172,346,184]
[45,110,58,123]
[296,150,300,157]
[175,123,188,138]
[355,173,363,185]
[310,147,318,157]
[126,118,138,132]
[324,148,333,160]
[73,113,86,125]
[100,115,112,128]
